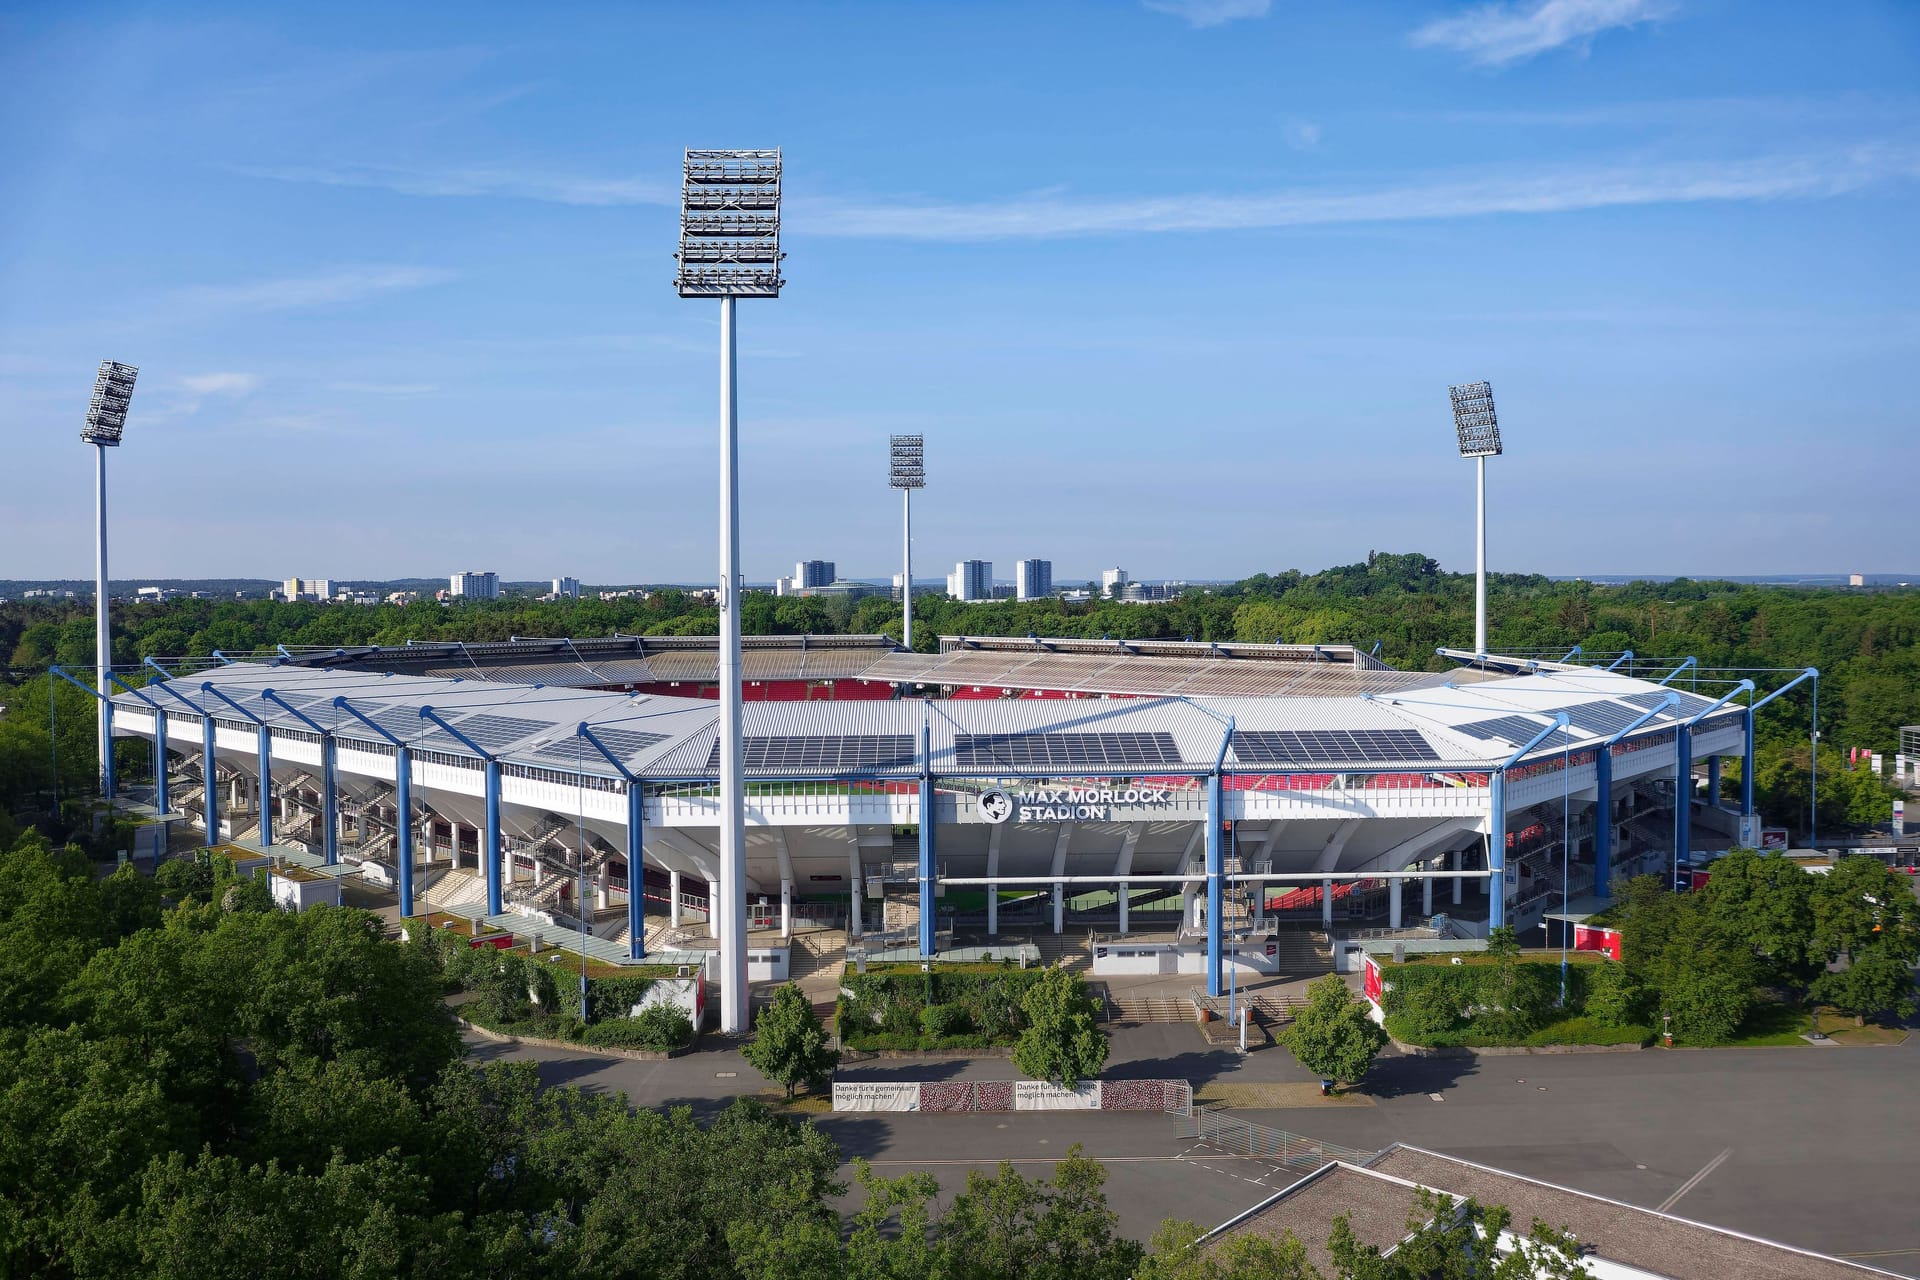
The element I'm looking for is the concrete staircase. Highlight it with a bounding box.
[1033,931,1091,972]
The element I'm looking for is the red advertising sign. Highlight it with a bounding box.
[1761,828,1789,851]
[1572,925,1623,961]
[1362,955,1383,1007]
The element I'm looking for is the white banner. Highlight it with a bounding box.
[832,1082,921,1112]
[1014,1081,1101,1111]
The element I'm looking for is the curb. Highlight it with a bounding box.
[839,1045,1017,1061]
[1388,1035,1645,1057]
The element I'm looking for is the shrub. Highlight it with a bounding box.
[582,1004,694,1052]
[1012,968,1107,1087]
[1583,960,1641,1028]
[1284,974,1386,1084]
[921,1002,972,1039]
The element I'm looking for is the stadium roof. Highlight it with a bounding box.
[113,648,1738,782]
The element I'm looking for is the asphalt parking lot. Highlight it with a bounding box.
[470,1021,1920,1273]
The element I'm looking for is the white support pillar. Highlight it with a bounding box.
[1422,869,1434,917]
[1052,884,1065,934]
[1389,880,1403,930]
[1050,825,1071,935]
[708,879,721,940]
[1321,877,1334,928]
[1114,823,1141,937]
[596,863,610,911]
[780,880,792,939]
[848,839,863,940]
[1453,848,1463,905]
[669,869,683,926]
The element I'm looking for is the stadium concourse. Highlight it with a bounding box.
[102,635,1753,1014]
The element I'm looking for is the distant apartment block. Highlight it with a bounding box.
[947,560,993,602]
[279,577,333,602]
[795,560,836,589]
[450,571,500,600]
[551,576,581,599]
[1015,559,1053,601]
[1100,567,1129,598]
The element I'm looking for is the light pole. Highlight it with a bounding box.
[889,435,925,652]
[81,360,139,798]
[676,148,784,1036]
[1449,381,1501,658]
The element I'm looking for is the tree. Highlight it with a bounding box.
[1700,847,1818,984]
[939,1146,1143,1280]
[1811,856,1919,969]
[743,982,839,1099]
[1012,966,1108,1088]
[1583,959,1642,1029]
[1283,974,1386,1086]
[1327,1191,1589,1279]
[1137,1219,1317,1280]
[1812,942,1918,1026]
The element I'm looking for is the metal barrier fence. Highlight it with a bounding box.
[1174,1105,1374,1169]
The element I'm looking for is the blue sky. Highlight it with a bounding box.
[2,0,1916,584]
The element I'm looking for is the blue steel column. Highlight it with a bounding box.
[1488,770,1508,931]
[1742,708,1757,821]
[1206,770,1225,997]
[396,746,414,919]
[1593,747,1613,898]
[153,710,169,816]
[484,759,503,916]
[200,711,219,842]
[101,702,116,799]
[1673,725,1692,886]
[627,782,647,960]
[255,724,274,847]
[919,720,936,958]
[321,736,340,866]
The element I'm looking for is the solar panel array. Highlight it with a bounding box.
[704,734,919,773]
[534,727,670,767]
[1554,701,1649,738]
[1623,689,1714,716]
[1232,729,1439,766]
[439,714,548,753]
[954,731,1182,772]
[1454,715,1577,750]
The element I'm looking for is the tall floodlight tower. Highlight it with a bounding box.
[80,361,139,797]
[1449,381,1502,657]
[675,148,783,1035]
[889,435,925,651]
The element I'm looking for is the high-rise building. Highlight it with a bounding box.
[796,560,835,589]
[311,579,334,601]
[1100,567,1129,599]
[281,576,304,601]
[774,576,795,597]
[947,560,993,602]
[552,576,581,599]
[281,576,333,601]
[450,571,500,600]
[1016,559,1053,601]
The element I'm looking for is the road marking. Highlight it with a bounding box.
[714,1071,736,1078]
[1428,1093,1444,1102]
[1657,1147,1733,1212]
[1839,1248,1920,1259]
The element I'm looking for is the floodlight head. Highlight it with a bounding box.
[675,148,784,298]
[1449,381,1501,458]
[889,434,925,489]
[81,360,138,446]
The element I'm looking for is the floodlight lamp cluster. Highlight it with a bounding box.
[675,148,784,297]
[888,434,925,489]
[1449,380,1501,458]
[81,360,139,446]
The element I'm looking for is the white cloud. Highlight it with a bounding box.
[178,372,261,396]
[1411,0,1674,67]
[1284,119,1323,150]
[176,266,455,313]
[235,162,673,207]
[1141,0,1271,28]
[329,381,439,395]
[786,144,1918,240]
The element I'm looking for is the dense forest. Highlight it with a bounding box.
[3,552,1913,836]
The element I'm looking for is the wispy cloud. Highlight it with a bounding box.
[1141,0,1271,28]
[175,266,455,313]
[329,381,440,396]
[1284,119,1323,151]
[178,372,261,396]
[1411,0,1674,67]
[235,162,673,207]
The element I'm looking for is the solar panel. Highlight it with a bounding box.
[704,734,919,773]
[1622,689,1714,716]
[442,714,547,753]
[1454,715,1577,750]
[954,731,1182,772]
[535,727,670,766]
[1556,701,1646,738]
[1232,729,1439,766]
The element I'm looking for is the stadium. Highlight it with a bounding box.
[99,631,1758,1015]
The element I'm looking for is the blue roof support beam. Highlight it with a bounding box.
[1605,650,1635,672]
[1592,694,1679,899]
[333,698,416,919]
[201,683,273,850]
[1657,656,1697,687]
[1674,681,1755,886]
[1206,717,1234,998]
[1488,713,1571,932]
[261,690,340,866]
[1743,669,1819,822]
[422,707,502,915]
[149,676,218,842]
[576,722,649,960]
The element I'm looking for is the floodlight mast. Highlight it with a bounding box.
[1449,381,1502,658]
[676,149,783,1037]
[889,435,925,652]
[81,361,138,797]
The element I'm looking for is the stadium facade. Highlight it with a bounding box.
[102,635,1754,1007]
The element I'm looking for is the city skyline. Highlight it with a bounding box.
[3,3,1917,581]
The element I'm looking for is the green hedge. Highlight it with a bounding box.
[1381,959,1618,1047]
[839,966,1057,1051]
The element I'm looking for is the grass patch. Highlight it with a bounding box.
[1387,1013,1650,1049]
[1390,951,1609,968]
[493,946,678,980]
[1707,999,1809,1047]
[1193,1082,1374,1108]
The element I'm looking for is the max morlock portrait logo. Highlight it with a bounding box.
[977,786,1172,824]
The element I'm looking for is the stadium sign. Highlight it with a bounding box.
[978,785,1174,823]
